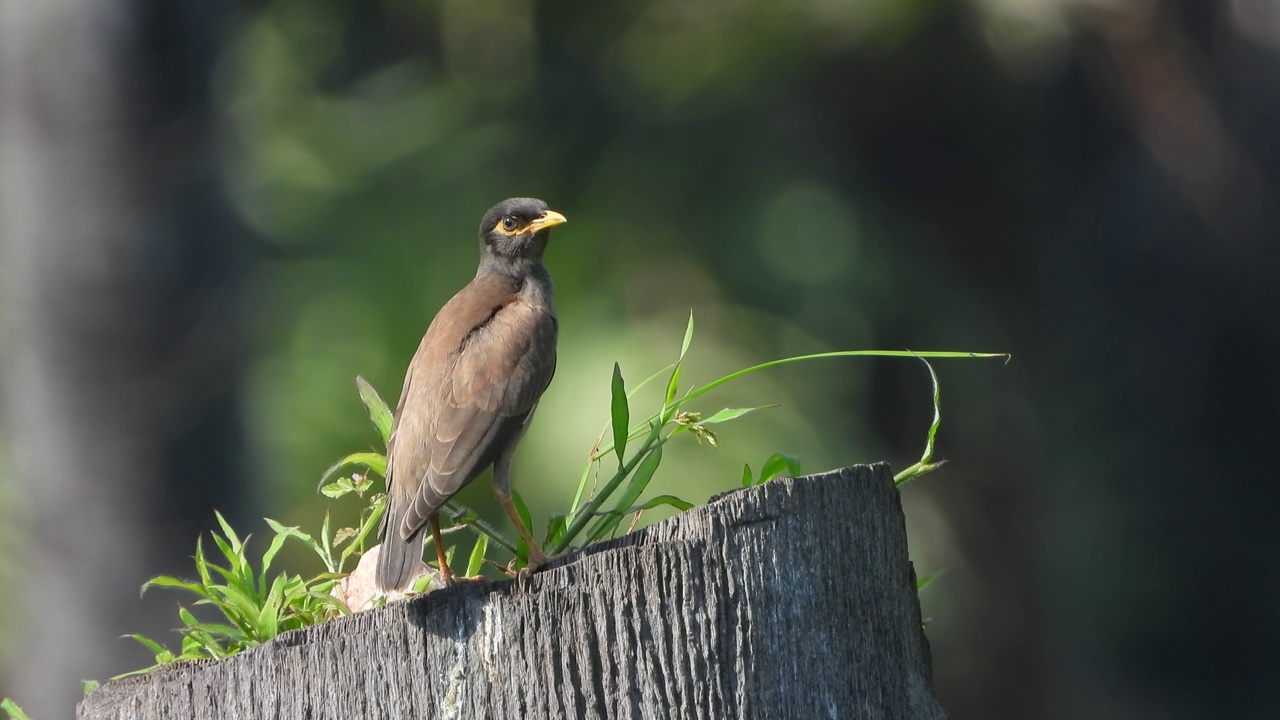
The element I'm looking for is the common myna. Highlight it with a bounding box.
[375,197,565,592]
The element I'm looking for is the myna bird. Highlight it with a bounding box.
[375,197,565,592]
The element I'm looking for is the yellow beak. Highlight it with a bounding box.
[526,210,567,233]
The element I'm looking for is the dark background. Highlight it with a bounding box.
[3,0,1279,717]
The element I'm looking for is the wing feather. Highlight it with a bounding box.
[382,273,557,543]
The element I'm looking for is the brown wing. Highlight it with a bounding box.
[385,273,557,542]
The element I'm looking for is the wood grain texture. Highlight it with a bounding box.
[79,463,947,720]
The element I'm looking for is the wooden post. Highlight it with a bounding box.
[79,464,947,719]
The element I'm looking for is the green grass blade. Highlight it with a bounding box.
[511,490,534,563]
[339,500,386,568]
[679,311,695,361]
[141,575,211,600]
[700,405,776,425]
[586,445,664,543]
[553,427,666,554]
[917,570,945,591]
[624,493,694,513]
[678,350,1007,410]
[465,535,489,578]
[610,363,629,466]
[213,511,243,556]
[356,376,394,446]
[1,698,33,720]
[319,452,387,489]
[915,355,942,466]
[664,364,681,407]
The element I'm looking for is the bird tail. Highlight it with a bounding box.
[376,520,424,593]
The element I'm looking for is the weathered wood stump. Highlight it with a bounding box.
[79,463,947,719]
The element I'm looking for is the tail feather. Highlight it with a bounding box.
[376,523,424,592]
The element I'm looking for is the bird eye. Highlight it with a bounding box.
[501,216,519,232]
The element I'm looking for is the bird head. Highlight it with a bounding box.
[479,197,567,261]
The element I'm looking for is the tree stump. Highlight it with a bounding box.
[79,463,947,719]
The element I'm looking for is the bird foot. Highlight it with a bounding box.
[513,550,550,591]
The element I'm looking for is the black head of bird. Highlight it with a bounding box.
[478,197,567,265]
[375,197,565,593]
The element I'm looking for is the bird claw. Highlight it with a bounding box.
[511,551,549,591]
[435,567,458,588]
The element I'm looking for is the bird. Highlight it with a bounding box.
[375,197,565,593]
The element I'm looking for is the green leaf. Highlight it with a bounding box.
[701,405,777,425]
[511,490,534,563]
[609,363,629,466]
[214,511,243,556]
[620,447,665,510]
[194,536,212,588]
[141,575,210,599]
[259,523,293,592]
[915,355,942,467]
[677,349,1008,411]
[209,530,238,568]
[619,494,694,514]
[587,446,664,543]
[679,310,694,360]
[664,364,682,407]
[1,698,33,720]
[318,511,336,573]
[465,535,489,578]
[258,574,287,639]
[82,679,100,695]
[264,519,317,552]
[917,570,945,592]
[543,514,567,547]
[319,452,387,489]
[124,634,170,657]
[758,453,800,484]
[781,454,802,476]
[894,355,947,486]
[741,463,753,488]
[356,376,394,446]
[212,583,267,637]
[319,478,354,499]
[341,500,385,568]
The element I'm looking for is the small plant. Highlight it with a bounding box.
[120,508,353,677]
[1,699,32,720]
[123,309,1004,678]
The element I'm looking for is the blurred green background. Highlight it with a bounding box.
[4,0,1280,717]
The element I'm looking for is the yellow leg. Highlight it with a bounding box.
[430,515,456,585]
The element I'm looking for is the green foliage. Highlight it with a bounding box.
[549,313,1004,555]
[123,309,1004,680]
[1,698,31,720]
[120,505,355,678]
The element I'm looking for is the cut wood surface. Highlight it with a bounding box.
[79,463,948,719]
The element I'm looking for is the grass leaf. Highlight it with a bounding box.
[1,698,33,720]
[512,490,533,564]
[679,311,695,360]
[916,355,942,467]
[465,535,489,578]
[664,364,682,408]
[758,453,799,484]
[917,570,945,592]
[587,446,664,542]
[610,363,629,465]
[319,452,387,490]
[701,405,776,425]
[356,376,394,446]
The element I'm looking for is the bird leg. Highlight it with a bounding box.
[429,515,458,586]
[493,451,549,580]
